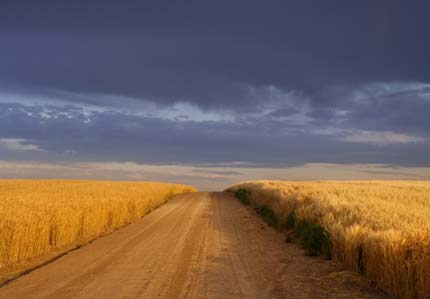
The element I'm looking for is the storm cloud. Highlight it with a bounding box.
[1,1,430,187]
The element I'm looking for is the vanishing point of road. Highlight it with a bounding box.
[0,192,383,299]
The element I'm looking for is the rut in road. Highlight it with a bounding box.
[0,192,383,299]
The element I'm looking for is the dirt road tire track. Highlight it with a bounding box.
[0,192,383,299]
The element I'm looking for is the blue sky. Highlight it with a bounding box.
[1,1,430,189]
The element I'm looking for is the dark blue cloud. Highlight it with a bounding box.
[1,1,430,109]
[0,1,429,170]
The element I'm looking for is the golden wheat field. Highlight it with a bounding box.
[0,180,196,272]
[226,180,430,299]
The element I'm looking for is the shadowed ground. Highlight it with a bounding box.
[0,192,383,299]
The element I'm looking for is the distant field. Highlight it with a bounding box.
[226,181,430,299]
[0,180,196,272]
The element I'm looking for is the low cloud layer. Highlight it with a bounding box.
[1,81,429,171]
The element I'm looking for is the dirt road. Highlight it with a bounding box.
[0,192,383,299]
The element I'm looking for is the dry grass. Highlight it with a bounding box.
[226,180,430,299]
[0,179,196,270]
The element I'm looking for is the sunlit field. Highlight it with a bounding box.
[0,180,196,271]
[226,180,430,299]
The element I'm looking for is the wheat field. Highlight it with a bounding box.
[226,180,430,299]
[0,180,196,271]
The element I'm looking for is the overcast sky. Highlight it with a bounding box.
[1,1,430,189]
